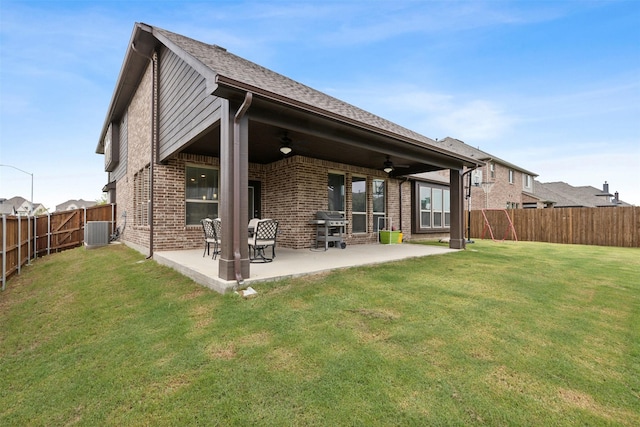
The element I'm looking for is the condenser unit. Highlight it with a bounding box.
[84,221,110,248]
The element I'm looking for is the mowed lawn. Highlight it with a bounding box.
[1,240,638,426]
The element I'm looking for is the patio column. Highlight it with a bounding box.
[449,169,466,250]
[218,99,250,281]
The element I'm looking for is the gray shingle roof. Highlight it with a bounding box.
[534,181,628,207]
[153,26,457,156]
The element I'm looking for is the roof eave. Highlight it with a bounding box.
[214,76,482,169]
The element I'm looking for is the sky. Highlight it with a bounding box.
[1,0,639,210]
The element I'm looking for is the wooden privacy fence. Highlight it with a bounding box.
[1,204,117,289]
[469,206,639,248]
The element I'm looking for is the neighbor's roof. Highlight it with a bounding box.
[534,181,629,207]
[435,137,537,176]
[98,23,481,167]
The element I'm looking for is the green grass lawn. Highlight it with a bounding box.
[1,241,638,426]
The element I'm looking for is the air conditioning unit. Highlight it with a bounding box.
[84,221,110,248]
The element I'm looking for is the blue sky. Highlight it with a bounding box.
[1,0,639,209]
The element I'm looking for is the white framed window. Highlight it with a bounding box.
[523,174,532,190]
[432,188,443,228]
[373,179,385,231]
[508,169,514,184]
[351,176,367,233]
[185,165,219,225]
[444,189,451,227]
[417,183,450,230]
[328,172,345,212]
[419,186,431,228]
[490,163,495,179]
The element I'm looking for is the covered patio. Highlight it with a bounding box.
[154,243,457,294]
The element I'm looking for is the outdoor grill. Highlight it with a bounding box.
[310,211,348,250]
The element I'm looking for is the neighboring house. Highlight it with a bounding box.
[0,196,46,216]
[467,148,538,210]
[55,199,97,212]
[95,23,480,282]
[411,137,538,237]
[526,181,630,208]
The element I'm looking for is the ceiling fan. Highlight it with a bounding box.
[279,131,293,155]
[383,155,410,173]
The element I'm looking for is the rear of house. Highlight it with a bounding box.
[96,23,480,282]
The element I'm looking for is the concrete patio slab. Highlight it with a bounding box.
[154,243,458,294]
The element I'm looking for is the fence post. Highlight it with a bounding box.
[33,215,37,260]
[27,214,32,265]
[17,215,21,274]
[2,215,6,291]
[47,214,51,256]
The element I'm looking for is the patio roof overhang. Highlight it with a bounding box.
[178,80,481,177]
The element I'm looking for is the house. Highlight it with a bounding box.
[0,196,46,216]
[527,181,630,208]
[409,137,540,239]
[55,199,97,212]
[96,23,481,283]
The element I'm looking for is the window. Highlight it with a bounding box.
[373,179,385,231]
[416,183,450,231]
[351,176,367,233]
[328,173,345,212]
[444,190,451,227]
[420,186,431,228]
[490,163,495,179]
[432,188,443,227]
[523,174,532,190]
[134,165,150,226]
[508,169,514,184]
[185,165,219,225]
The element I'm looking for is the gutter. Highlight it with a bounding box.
[233,92,253,285]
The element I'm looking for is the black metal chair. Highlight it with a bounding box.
[201,218,220,259]
[248,219,278,263]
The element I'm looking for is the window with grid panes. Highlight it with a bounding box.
[351,176,367,233]
[185,165,219,225]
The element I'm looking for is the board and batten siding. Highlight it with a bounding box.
[158,46,222,161]
[111,111,128,182]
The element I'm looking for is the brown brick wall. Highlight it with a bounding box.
[152,153,220,251]
[116,62,152,253]
[470,162,528,210]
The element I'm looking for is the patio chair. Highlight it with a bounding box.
[248,218,260,238]
[248,218,278,263]
[201,218,221,259]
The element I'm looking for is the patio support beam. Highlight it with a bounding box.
[218,99,250,282]
[449,169,466,250]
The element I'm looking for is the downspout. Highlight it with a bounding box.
[233,92,253,285]
[132,42,158,259]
